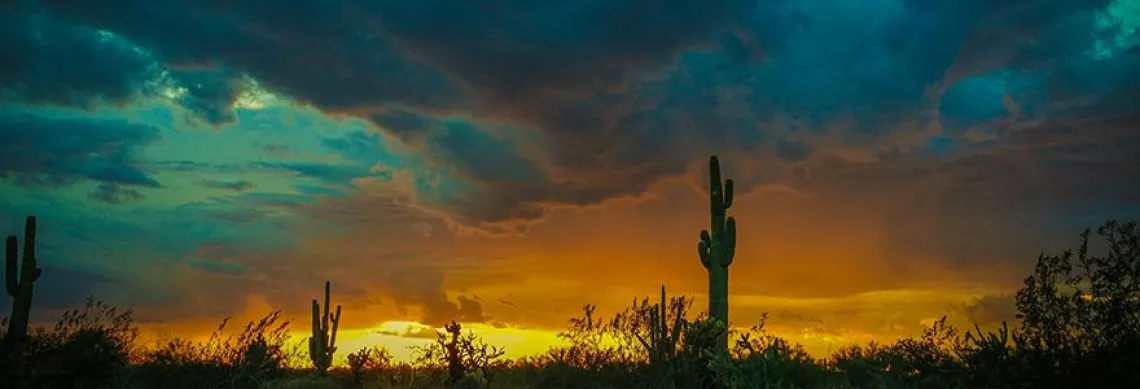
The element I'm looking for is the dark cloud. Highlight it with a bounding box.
[385,265,486,326]
[0,266,115,316]
[39,0,471,113]
[198,208,271,225]
[0,113,162,189]
[148,160,226,173]
[0,7,154,109]
[934,0,1115,80]
[369,109,437,143]
[0,4,249,126]
[87,182,145,204]
[27,0,767,232]
[14,0,1140,238]
[321,130,389,164]
[254,162,377,187]
[0,190,316,324]
[168,67,245,126]
[197,179,254,191]
[363,0,760,101]
[799,107,1140,271]
[373,324,440,340]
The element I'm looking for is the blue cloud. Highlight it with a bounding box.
[939,73,1020,132]
[370,109,437,142]
[197,179,254,191]
[255,162,374,187]
[320,129,396,166]
[88,182,144,204]
[0,112,161,191]
[168,67,246,126]
[0,8,154,109]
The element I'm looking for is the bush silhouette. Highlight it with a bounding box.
[1011,220,1140,388]
[130,311,295,389]
[1,297,135,388]
[411,320,507,388]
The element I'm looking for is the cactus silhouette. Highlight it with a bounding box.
[697,156,736,353]
[644,285,684,365]
[308,280,341,375]
[444,321,464,383]
[2,216,41,358]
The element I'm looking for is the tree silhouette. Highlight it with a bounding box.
[1014,220,1140,387]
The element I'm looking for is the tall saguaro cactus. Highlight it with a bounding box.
[309,280,341,375]
[2,216,41,357]
[697,156,736,353]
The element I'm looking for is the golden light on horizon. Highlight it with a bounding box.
[283,321,566,365]
[124,282,1020,368]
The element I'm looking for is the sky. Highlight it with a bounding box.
[1,0,1139,362]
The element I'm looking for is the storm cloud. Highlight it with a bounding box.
[0,113,161,190]
[9,0,1131,235]
[0,0,1137,346]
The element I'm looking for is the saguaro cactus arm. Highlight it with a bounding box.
[5,217,40,297]
[723,216,737,266]
[330,304,341,353]
[698,157,738,270]
[5,236,17,297]
[3,216,42,357]
[698,230,711,268]
[708,157,734,216]
[309,299,322,355]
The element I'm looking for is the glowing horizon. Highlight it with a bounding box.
[124,284,1018,366]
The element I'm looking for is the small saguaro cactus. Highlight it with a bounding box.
[309,280,341,375]
[2,216,41,357]
[697,156,736,353]
[646,285,685,365]
[444,321,464,383]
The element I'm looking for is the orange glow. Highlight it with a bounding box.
[129,284,1016,365]
[103,175,1033,366]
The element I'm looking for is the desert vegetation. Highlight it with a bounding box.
[2,156,1138,388]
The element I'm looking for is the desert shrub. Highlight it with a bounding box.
[608,292,697,388]
[953,322,1029,388]
[707,314,828,389]
[559,304,637,368]
[346,346,392,388]
[131,310,294,389]
[262,376,342,389]
[678,314,725,388]
[1,297,137,389]
[517,302,676,389]
[829,319,966,388]
[411,321,507,388]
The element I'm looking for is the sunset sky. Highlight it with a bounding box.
[2,0,1139,362]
